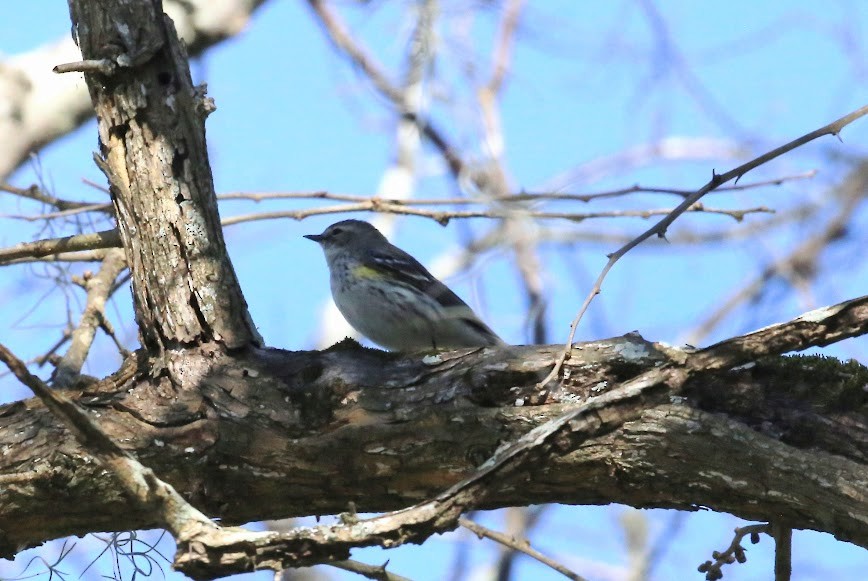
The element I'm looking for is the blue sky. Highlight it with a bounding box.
[1,1,867,580]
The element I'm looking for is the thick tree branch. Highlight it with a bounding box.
[0,295,865,574]
[0,344,219,538]
[3,2,864,579]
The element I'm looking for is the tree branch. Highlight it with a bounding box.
[52,248,128,388]
[0,229,120,264]
[69,0,261,355]
[459,516,585,581]
[0,295,865,576]
[540,103,868,389]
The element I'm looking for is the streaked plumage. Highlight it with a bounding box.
[305,220,503,351]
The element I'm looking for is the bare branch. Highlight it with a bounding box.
[697,524,769,580]
[329,559,414,581]
[772,523,792,581]
[0,230,121,264]
[306,0,466,178]
[53,59,116,75]
[52,249,128,388]
[459,517,586,581]
[216,172,816,206]
[0,0,270,180]
[1,290,866,575]
[0,346,213,526]
[685,170,864,345]
[538,104,868,390]
[484,0,525,97]
[0,202,113,222]
[0,182,98,211]
[97,311,132,360]
[1,249,111,265]
[175,292,868,577]
[221,203,772,227]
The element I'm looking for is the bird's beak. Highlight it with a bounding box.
[304,233,324,243]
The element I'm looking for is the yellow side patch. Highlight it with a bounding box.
[352,265,381,279]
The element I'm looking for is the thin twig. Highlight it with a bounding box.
[53,59,116,75]
[221,203,772,227]
[98,311,132,359]
[459,517,587,581]
[1,249,111,265]
[0,202,113,221]
[36,329,72,366]
[3,200,772,268]
[305,0,466,179]
[771,522,792,581]
[475,0,548,347]
[329,559,414,581]
[485,0,525,97]
[491,506,548,581]
[215,172,816,206]
[685,185,861,344]
[536,104,868,391]
[0,182,99,211]
[520,171,817,203]
[697,524,769,580]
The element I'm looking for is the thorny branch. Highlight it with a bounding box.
[686,162,867,344]
[537,104,868,390]
[221,203,772,227]
[328,559,414,581]
[214,172,816,205]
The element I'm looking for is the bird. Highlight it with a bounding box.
[305,219,504,351]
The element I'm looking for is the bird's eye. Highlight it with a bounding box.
[330,227,344,236]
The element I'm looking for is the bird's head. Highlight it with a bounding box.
[304,219,387,260]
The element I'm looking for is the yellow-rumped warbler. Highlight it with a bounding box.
[305,220,503,351]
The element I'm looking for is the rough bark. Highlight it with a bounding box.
[69,0,261,356]
[0,338,865,556]
[0,1,865,575]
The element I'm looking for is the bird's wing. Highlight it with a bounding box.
[364,246,503,344]
[365,247,468,308]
